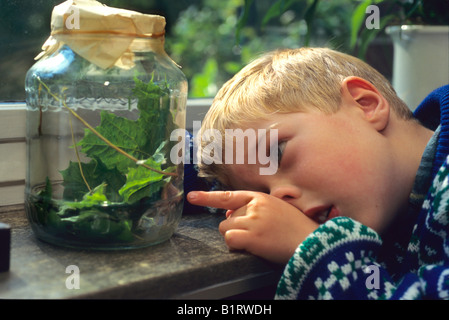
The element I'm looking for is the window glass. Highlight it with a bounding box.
[0,0,392,101]
[1,0,58,101]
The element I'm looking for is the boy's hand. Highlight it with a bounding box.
[187,190,319,264]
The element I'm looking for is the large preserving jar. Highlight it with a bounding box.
[24,0,187,249]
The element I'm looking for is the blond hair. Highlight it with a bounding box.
[198,47,412,184]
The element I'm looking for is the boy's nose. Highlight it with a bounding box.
[269,185,302,203]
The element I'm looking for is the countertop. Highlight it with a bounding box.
[0,205,282,299]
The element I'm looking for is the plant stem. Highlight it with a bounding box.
[38,83,43,136]
[69,116,92,192]
[37,77,177,177]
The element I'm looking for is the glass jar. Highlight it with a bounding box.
[24,2,187,250]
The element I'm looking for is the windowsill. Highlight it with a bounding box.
[0,205,281,299]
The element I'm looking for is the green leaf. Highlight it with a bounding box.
[58,183,110,215]
[78,111,151,173]
[33,177,54,225]
[223,61,243,74]
[357,14,395,59]
[262,0,298,26]
[77,77,172,174]
[133,76,174,156]
[60,159,126,202]
[55,183,136,242]
[235,0,255,44]
[60,209,134,242]
[303,0,320,46]
[119,168,167,204]
[191,58,218,97]
[119,153,174,204]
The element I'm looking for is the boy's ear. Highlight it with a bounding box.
[341,76,390,131]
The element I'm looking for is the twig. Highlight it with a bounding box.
[69,116,92,191]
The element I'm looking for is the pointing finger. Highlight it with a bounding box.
[186,191,256,210]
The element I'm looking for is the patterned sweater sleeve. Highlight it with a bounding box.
[274,217,389,299]
[275,157,449,300]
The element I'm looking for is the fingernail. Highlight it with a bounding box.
[187,192,198,201]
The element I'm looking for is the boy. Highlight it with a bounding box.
[186,47,449,299]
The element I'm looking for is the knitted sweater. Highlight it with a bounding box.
[275,85,449,300]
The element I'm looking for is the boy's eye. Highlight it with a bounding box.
[277,141,287,165]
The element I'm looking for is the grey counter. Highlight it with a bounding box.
[0,205,281,299]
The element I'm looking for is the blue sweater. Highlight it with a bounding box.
[275,85,449,300]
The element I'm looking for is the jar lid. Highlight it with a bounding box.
[36,0,167,69]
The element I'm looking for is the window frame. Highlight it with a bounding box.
[0,103,26,206]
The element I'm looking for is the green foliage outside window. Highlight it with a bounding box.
[1,0,397,100]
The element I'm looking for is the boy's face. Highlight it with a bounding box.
[224,105,405,234]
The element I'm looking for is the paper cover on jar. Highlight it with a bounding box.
[35,0,166,69]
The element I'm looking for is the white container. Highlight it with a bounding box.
[386,25,449,111]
